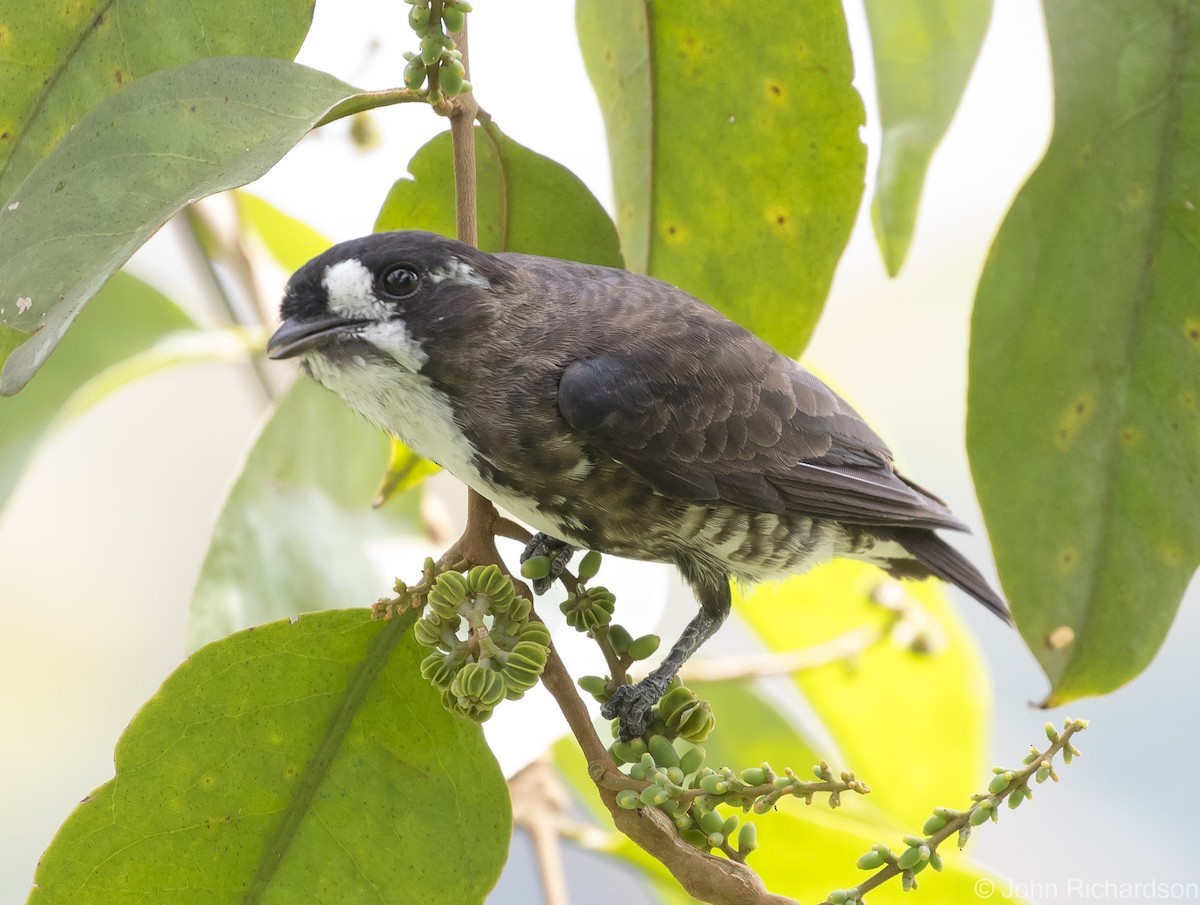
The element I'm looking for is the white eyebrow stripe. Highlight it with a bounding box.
[428,257,490,289]
[323,259,390,319]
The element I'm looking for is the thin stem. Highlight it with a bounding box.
[179,206,274,404]
[829,720,1088,904]
[315,87,429,128]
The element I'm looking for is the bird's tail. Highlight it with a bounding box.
[884,527,1011,624]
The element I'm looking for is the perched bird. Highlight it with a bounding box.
[268,230,1009,739]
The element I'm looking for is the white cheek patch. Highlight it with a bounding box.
[428,257,490,289]
[323,259,389,319]
[360,319,429,372]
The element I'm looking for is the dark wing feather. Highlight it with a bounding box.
[558,344,965,531]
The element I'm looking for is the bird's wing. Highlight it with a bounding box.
[557,344,966,531]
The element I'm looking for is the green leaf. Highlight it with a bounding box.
[187,379,421,648]
[29,609,511,905]
[0,0,315,203]
[0,271,193,509]
[577,0,865,355]
[235,190,333,272]
[375,125,623,267]
[735,560,989,827]
[967,0,1200,705]
[864,0,993,275]
[0,56,372,396]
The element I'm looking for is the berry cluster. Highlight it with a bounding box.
[611,732,867,862]
[403,0,473,100]
[413,564,550,722]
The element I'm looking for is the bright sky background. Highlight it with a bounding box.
[2,2,1197,903]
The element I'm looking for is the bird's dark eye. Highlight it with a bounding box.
[379,264,420,300]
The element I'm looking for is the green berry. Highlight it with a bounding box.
[420,35,441,65]
[520,555,551,580]
[627,634,661,661]
[578,675,608,697]
[856,849,886,870]
[648,735,680,769]
[607,624,633,654]
[897,845,924,870]
[929,851,944,871]
[922,813,948,835]
[577,550,602,581]
[739,767,766,786]
[737,822,757,854]
[682,829,709,849]
[679,746,706,776]
[441,5,465,31]
[988,771,1014,794]
[700,774,729,795]
[408,5,431,29]
[403,59,427,90]
[615,789,641,810]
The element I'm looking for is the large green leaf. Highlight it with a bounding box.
[375,125,623,267]
[29,609,511,905]
[188,379,421,648]
[967,0,1200,705]
[864,0,993,275]
[735,561,989,828]
[576,0,865,354]
[0,271,193,509]
[0,56,378,396]
[0,0,315,203]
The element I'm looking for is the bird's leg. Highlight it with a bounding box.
[601,576,731,741]
[519,532,576,595]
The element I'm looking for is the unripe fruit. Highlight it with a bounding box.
[577,550,602,581]
[408,5,431,29]
[615,790,640,810]
[856,849,886,870]
[737,822,757,854]
[607,624,633,653]
[923,812,948,835]
[520,555,551,580]
[739,767,766,786]
[403,60,427,90]
[679,746,706,776]
[441,5,465,31]
[627,634,661,661]
[897,845,924,870]
[578,675,608,697]
[648,735,680,769]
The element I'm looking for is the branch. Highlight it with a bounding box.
[822,719,1089,904]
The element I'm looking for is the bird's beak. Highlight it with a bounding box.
[267,315,362,360]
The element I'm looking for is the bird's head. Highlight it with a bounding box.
[267,230,512,373]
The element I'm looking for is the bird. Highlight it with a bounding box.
[267,230,1010,740]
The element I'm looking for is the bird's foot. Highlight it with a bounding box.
[519,532,575,595]
[601,678,666,742]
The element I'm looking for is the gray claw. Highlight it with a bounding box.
[601,680,662,742]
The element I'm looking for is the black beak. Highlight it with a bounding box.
[267,315,362,360]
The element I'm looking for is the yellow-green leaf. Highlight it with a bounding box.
[735,560,989,827]
[577,0,865,355]
[967,0,1200,705]
[865,0,993,274]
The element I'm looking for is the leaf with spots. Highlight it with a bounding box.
[0,272,193,511]
[0,56,392,396]
[864,0,993,275]
[375,125,623,267]
[576,0,865,355]
[187,378,422,648]
[28,609,511,905]
[968,0,1200,704]
[0,0,315,203]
